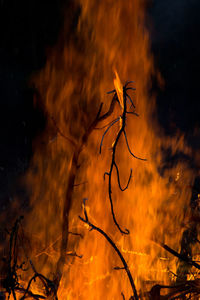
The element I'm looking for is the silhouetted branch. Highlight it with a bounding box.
[158,242,200,271]
[114,162,132,191]
[18,259,57,300]
[99,117,120,154]
[16,287,46,299]
[1,217,53,300]
[125,92,135,108]
[79,198,139,300]
[126,111,139,116]
[95,117,120,130]
[73,181,88,187]
[149,280,200,299]
[2,81,145,298]
[68,231,83,238]
[123,130,146,161]
[66,252,83,259]
[101,82,146,234]
[2,216,24,300]
[144,242,200,299]
[114,266,125,270]
[54,89,118,291]
[121,292,125,299]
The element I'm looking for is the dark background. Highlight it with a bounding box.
[0,0,200,214]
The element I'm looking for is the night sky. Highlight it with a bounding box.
[0,0,200,214]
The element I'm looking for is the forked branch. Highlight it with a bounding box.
[55,80,145,290]
[102,82,146,234]
[1,217,55,300]
[1,80,146,299]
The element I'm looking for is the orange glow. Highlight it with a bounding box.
[9,1,196,299]
[114,70,124,109]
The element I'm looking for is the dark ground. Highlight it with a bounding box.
[0,0,200,215]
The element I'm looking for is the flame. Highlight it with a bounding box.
[9,1,197,299]
[113,70,124,109]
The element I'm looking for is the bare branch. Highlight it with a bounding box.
[101,82,146,234]
[123,130,146,161]
[99,118,120,154]
[124,81,135,88]
[114,162,132,191]
[125,92,135,108]
[2,81,146,299]
[79,199,139,300]
[94,117,120,130]
[54,94,118,290]
[68,231,83,238]
[158,242,200,271]
[114,266,125,270]
[66,252,83,259]
[126,111,139,116]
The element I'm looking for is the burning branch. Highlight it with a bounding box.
[157,242,200,271]
[54,77,144,291]
[148,280,200,299]
[79,198,139,300]
[2,78,145,299]
[145,242,200,299]
[54,88,118,290]
[1,217,56,300]
[1,216,24,300]
[102,79,146,234]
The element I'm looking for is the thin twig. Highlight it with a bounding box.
[79,198,139,300]
[68,231,83,238]
[114,266,126,270]
[114,162,132,191]
[95,117,120,130]
[99,118,120,154]
[123,130,146,161]
[66,252,83,259]
[158,242,200,270]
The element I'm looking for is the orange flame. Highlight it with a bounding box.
[114,70,124,109]
[10,1,197,299]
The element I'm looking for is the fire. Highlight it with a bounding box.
[6,1,197,299]
[113,70,124,110]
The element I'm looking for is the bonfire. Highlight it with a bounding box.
[1,1,199,299]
